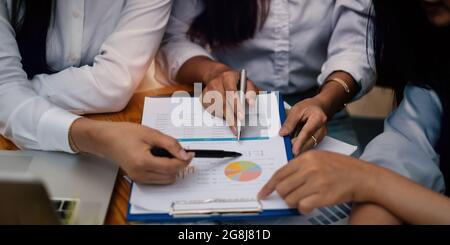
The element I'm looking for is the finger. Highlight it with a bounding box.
[223,76,240,124]
[279,108,305,136]
[246,80,258,107]
[146,178,177,185]
[217,77,237,132]
[144,155,193,175]
[235,91,245,121]
[289,113,321,155]
[225,99,238,135]
[203,92,218,117]
[298,194,324,214]
[291,137,297,145]
[258,179,279,200]
[294,126,327,155]
[274,171,309,199]
[224,94,238,135]
[258,160,302,199]
[294,115,325,154]
[134,172,178,185]
[284,182,319,208]
[208,97,226,119]
[148,130,191,161]
[292,137,304,157]
[203,80,226,118]
[201,86,213,109]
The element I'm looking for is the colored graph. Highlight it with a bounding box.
[224,161,262,182]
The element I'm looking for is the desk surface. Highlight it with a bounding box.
[0,85,192,225]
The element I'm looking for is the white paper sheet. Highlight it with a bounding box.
[131,94,357,214]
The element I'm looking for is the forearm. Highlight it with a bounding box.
[314,71,359,118]
[70,118,108,157]
[350,203,402,225]
[176,56,231,85]
[32,0,171,113]
[369,166,450,224]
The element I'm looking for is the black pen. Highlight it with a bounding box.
[151,148,242,159]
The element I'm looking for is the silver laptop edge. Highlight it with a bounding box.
[0,150,119,225]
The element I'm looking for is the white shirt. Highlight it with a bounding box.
[157,0,375,98]
[361,85,445,193]
[0,0,172,153]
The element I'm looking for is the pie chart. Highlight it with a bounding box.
[224,161,262,182]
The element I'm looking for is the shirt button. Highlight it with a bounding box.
[72,10,81,18]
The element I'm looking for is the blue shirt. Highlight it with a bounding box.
[361,85,445,193]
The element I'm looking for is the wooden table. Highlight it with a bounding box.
[0,85,193,225]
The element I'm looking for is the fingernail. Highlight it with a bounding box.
[232,127,238,136]
[279,128,287,136]
[257,193,262,200]
[257,192,267,200]
[179,150,189,161]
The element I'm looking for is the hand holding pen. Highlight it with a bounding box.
[201,67,258,137]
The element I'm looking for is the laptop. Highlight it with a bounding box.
[0,151,118,225]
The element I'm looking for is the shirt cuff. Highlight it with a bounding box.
[36,108,82,153]
[318,54,375,100]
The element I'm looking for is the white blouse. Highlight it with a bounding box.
[157,0,375,98]
[0,0,172,153]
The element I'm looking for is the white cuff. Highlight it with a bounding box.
[36,108,82,153]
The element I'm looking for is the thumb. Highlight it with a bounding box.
[148,130,190,161]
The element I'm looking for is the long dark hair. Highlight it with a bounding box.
[188,0,271,49]
[372,0,449,195]
[11,0,53,78]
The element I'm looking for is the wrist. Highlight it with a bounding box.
[315,71,358,117]
[356,162,383,203]
[325,71,358,96]
[311,94,333,117]
[70,118,105,155]
[68,118,82,153]
[202,63,232,85]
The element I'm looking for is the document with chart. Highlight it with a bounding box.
[128,93,357,222]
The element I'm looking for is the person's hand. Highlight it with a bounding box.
[202,68,258,135]
[258,151,378,214]
[279,98,328,156]
[71,119,194,185]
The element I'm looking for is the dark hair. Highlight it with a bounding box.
[372,0,449,98]
[372,0,449,195]
[188,0,270,49]
[11,0,53,78]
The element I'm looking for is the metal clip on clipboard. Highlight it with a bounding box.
[170,198,263,218]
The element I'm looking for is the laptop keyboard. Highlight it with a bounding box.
[51,198,79,225]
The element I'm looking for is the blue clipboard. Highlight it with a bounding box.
[127,93,299,223]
